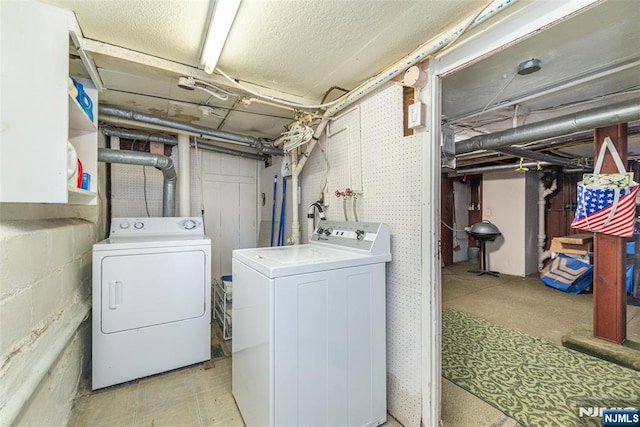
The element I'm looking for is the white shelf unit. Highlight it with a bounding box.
[68,88,98,204]
[213,278,232,340]
[0,1,97,205]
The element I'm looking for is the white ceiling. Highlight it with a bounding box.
[41,0,640,165]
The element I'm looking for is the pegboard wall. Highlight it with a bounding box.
[298,83,423,426]
[110,137,165,218]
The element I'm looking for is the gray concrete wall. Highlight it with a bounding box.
[0,216,97,426]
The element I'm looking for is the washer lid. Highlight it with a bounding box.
[233,244,391,278]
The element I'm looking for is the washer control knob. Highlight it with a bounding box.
[134,222,144,229]
[324,227,333,236]
[356,229,365,241]
[119,221,130,229]
[182,219,198,230]
[316,227,324,235]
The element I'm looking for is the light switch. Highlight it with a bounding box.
[408,102,425,129]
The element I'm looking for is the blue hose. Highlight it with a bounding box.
[270,175,277,246]
[278,178,287,246]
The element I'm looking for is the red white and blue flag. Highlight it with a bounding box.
[571,183,638,237]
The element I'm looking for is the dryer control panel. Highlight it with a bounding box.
[311,221,390,255]
[109,217,205,240]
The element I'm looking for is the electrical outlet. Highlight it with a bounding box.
[408,102,425,129]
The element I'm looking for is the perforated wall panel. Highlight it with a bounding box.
[299,83,423,426]
[111,162,164,218]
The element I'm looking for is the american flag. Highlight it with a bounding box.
[571,183,638,237]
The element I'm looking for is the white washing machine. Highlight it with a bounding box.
[232,221,391,427]
[92,217,211,390]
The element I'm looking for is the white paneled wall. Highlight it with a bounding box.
[296,84,423,426]
[197,150,258,279]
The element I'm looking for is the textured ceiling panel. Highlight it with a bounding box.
[42,0,212,66]
[219,0,485,100]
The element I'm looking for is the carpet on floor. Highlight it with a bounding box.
[442,308,640,427]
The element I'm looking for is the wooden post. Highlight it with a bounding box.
[593,124,628,343]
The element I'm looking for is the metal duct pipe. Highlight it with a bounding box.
[455,99,640,155]
[98,104,283,156]
[496,146,592,170]
[101,127,267,161]
[98,148,177,217]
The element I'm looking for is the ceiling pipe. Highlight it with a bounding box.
[101,127,266,161]
[455,98,640,155]
[496,146,591,170]
[447,161,551,177]
[98,104,283,156]
[98,148,177,217]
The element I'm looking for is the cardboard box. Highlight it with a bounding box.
[549,233,593,255]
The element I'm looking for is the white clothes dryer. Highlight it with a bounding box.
[92,217,211,390]
[232,221,391,427]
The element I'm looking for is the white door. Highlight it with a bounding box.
[204,175,257,278]
[100,250,207,333]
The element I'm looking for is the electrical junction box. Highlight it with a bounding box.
[408,102,426,129]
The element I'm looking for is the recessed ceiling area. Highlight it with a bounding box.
[441,0,640,170]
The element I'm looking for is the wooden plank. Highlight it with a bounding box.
[593,124,627,344]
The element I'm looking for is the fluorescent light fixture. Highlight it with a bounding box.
[201,0,241,74]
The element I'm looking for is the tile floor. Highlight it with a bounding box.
[68,351,402,427]
[69,262,640,426]
[68,357,243,427]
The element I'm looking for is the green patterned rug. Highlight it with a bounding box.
[442,309,640,426]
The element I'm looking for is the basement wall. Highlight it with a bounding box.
[0,207,99,425]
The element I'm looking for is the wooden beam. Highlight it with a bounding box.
[593,124,628,343]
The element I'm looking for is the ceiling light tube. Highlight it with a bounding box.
[201,0,241,74]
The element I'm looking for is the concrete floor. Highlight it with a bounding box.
[440,261,640,427]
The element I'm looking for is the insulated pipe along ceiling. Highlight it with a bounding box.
[98,105,283,156]
[455,99,640,155]
[496,146,591,170]
[447,161,551,176]
[101,127,267,161]
[98,148,177,217]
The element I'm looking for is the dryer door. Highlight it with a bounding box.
[100,250,207,333]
